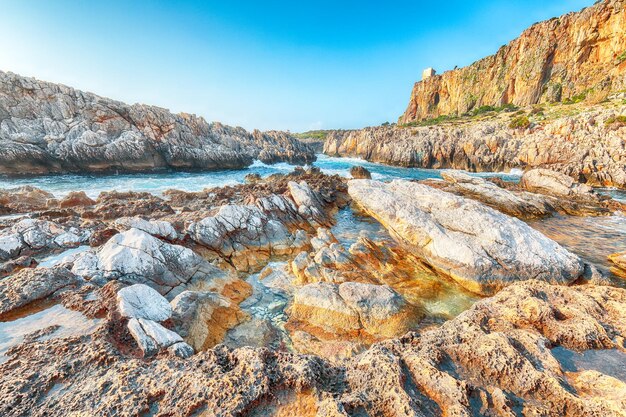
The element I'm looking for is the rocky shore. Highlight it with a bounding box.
[0,165,624,416]
[0,70,315,175]
[325,104,626,188]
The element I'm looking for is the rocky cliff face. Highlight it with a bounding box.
[0,71,315,175]
[401,0,626,123]
[325,106,626,188]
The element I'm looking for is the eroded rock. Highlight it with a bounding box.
[348,179,585,295]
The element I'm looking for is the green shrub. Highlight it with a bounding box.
[618,50,626,64]
[605,115,626,126]
[509,116,531,129]
[563,92,587,105]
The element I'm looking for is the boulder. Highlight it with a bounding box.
[609,251,626,279]
[288,181,330,226]
[349,166,372,179]
[0,267,84,316]
[348,179,585,295]
[72,228,233,298]
[113,217,177,241]
[59,191,95,208]
[0,186,58,213]
[0,219,90,261]
[289,281,421,338]
[117,284,172,322]
[127,317,192,358]
[170,290,246,351]
[521,169,599,201]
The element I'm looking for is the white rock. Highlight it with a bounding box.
[114,217,178,241]
[348,179,584,295]
[117,284,172,322]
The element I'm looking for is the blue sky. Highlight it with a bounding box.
[0,0,592,132]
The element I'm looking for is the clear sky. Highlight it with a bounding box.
[0,0,592,132]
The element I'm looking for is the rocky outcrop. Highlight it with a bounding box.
[348,179,584,295]
[71,228,238,299]
[288,281,422,339]
[0,280,624,416]
[0,267,84,317]
[429,170,614,217]
[349,166,371,179]
[521,168,601,201]
[0,70,315,175]
[0,218,90,261]
[400,0,626,122]
[324,107,626,188]
[0,186,57,214]
[609,251,626,279]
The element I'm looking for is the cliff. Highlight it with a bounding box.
[325,103,626,188]
[401,0,626,123]
[0,71,315,175]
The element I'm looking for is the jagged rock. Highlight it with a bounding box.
[72,228,234,298]
[288,181,330,226]
[0,280,624,415]
[117,284,172,322]
[609,251,626,279]
[324,107,626,189]
[113,217,177,241]
[0,218,90,261]
[88,228,119,247]
[349,166,372,179]
[400,0,626,123]
[288,281,421,339]
[127,317,191,358]
[224,318,280,349]
[170,290,246,351]
[0,186,58,213]
[244,173,262,184]
[521,168,600,201]
[349,179,585,295]
[0,70,315,175]
[59,191,95,208]
[0,267,84,316]
[0,255,37,278]
[188,199,309,271]
[83,191,174,220]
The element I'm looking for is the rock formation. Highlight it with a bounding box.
[0,280,624,416]
[400,0,626,122]
[348,179,584,295]
[324,106,626,188]
[0,70,315,175]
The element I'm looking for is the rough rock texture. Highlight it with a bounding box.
[429,170,614,217]
[0,70,315,175]
[289,281,422,339]
[349,165,372,179]
[0,186,57,214]
[58,191,95,209]
[349,179,584,295]
[0,267,84,317]
[0,218,90,261]
[400,0,626,122]
[171,290,247,351]
[113,217,178,241]
[71,228,236,299]
[0,280,624,416]
[521,168,600,200]
[325,106,626,188]
[117,284,172,322]
[609,251,626,279]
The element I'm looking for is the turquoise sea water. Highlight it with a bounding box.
[0,154,523,198]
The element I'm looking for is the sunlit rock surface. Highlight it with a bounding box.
[348,179,585,295]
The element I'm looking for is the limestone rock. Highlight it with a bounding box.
[59,191,95,208]
[72,228,231,298]
[348,179,585,295]
[289,281,421,338]
[127,317,191,358]
[288,181,330,226]
[400,0,626,123]
[117,284,172,322]
[521,168,599,201]
[0,70,315,175]
[609,251,626,279]
[0,219,90,261]
[0,267,84,316]
[349,165,372,179]
[0,280,625,415]
[113,217,178,241]
[0,186,58,213]
[170,290,246,351]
